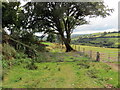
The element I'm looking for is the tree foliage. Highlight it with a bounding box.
[23,2,113,52]
[2,1,113,52]
[2,2,43,58]
[2,2,23,31]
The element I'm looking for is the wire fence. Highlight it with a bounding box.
[71,44,118,62]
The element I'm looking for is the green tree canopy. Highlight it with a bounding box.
[2,2,113,52]
[23,2,113,52]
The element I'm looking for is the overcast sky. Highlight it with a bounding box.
[20,0,120,35]
[73,0,120,34]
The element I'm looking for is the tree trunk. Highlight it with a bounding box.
[66,33,71,44]
[61,36,74,52]
[56,19,73,52]
[64,41,74,52]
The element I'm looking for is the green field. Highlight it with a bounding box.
[71,32,119,48]
[105,33,118,37]
[2,42,119,88]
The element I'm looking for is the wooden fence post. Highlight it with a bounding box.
[108,53,110,61]
[79,46,80,51]
[90,50,92,58]
[96,52,100,62]
[83,48,85,54]
[62,44,63,49]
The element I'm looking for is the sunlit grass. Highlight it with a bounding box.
[3,57,118,88]
[40,42,54,46]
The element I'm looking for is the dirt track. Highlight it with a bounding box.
[107,62,119,71]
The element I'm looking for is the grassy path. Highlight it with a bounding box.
[2,42,119,88]
[35,63,76,88]
[3,57,118,88]
[57,64,76,88]
[3,62,76,88]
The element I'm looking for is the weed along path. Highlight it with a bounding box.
[56,64,76,88]
[2,42,119,88]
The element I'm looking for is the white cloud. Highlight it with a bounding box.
[73,0,119,34]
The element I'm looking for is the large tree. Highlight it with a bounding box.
[23,2,113,52]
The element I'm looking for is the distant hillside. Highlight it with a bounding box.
[71,31,119,48]
[71,34,84,40]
